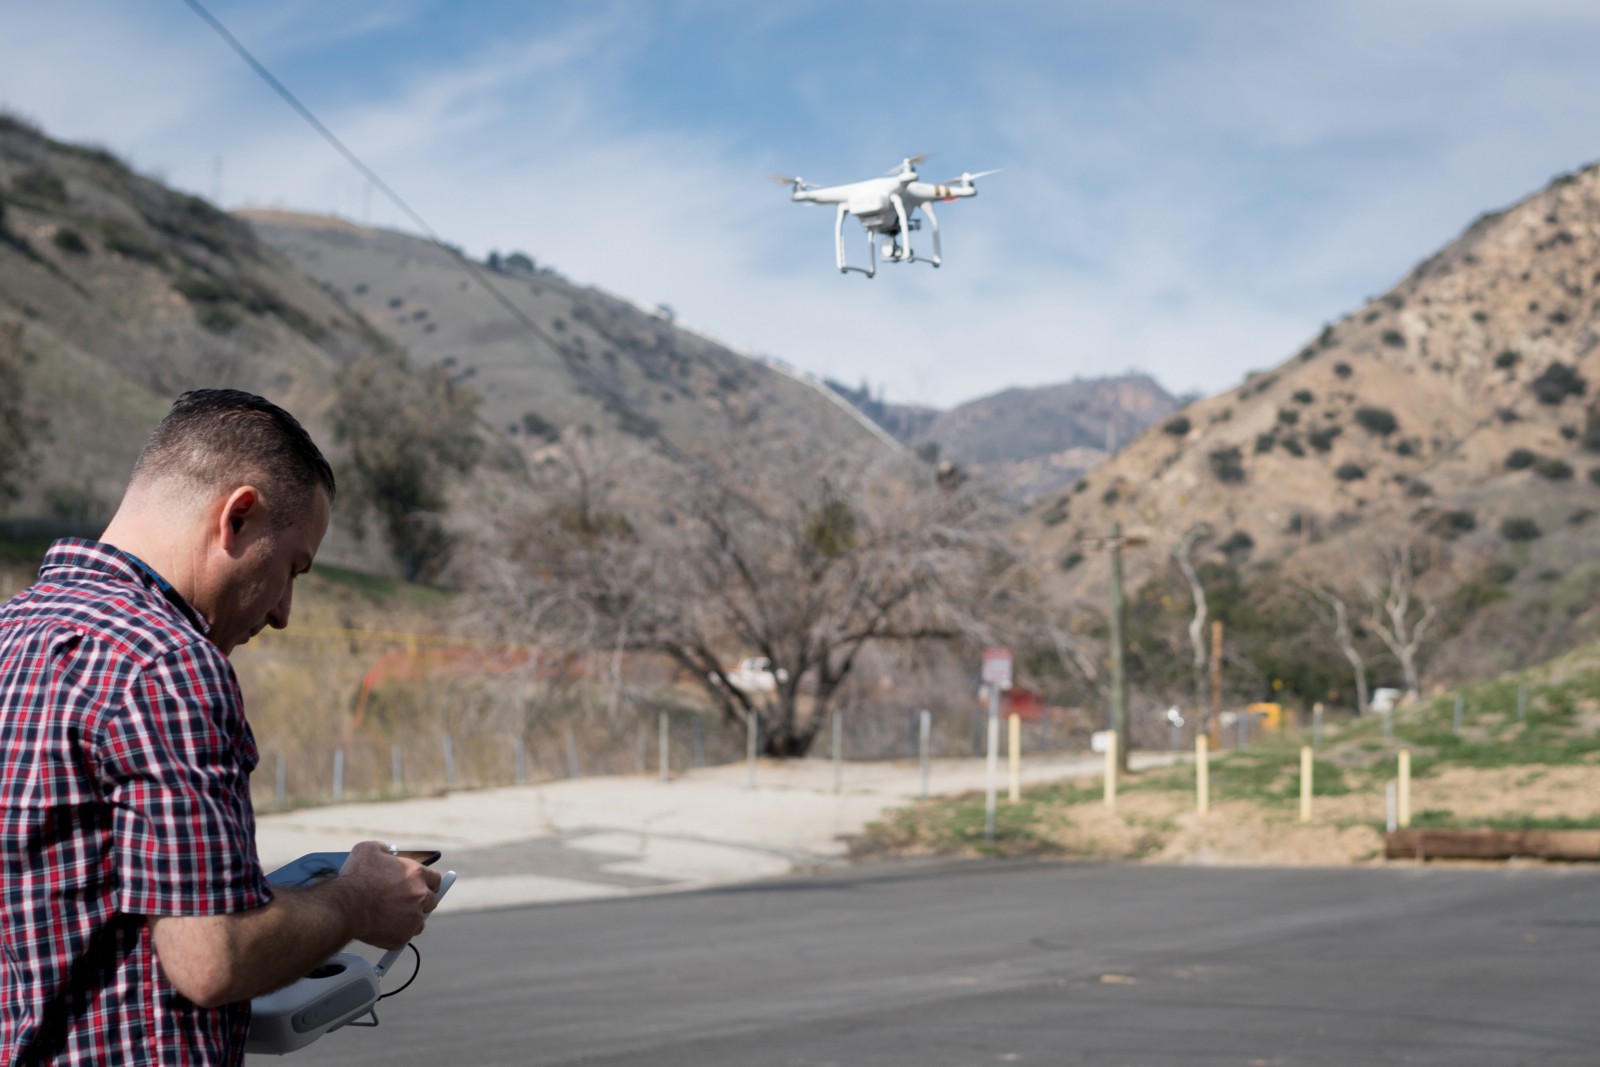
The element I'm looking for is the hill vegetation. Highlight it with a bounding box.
[866,634,1600,865]
[1017,159,1600,731]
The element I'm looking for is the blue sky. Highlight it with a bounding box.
[5,1,1600,409]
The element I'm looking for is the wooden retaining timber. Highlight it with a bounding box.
[1385,828,1600,862]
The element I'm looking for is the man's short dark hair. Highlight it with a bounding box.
[133,389,336,519]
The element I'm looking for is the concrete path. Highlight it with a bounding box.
[256,751,1176,913]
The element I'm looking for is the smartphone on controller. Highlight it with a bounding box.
[266,848,441,889]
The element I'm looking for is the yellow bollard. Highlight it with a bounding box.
[1398,748,1411,829]
[1299,746,1313,823]
[1008,713,1021,802]
[1104,731,1118,809]
[1196,735,1209,816]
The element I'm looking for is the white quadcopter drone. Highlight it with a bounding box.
[775,155,997,277]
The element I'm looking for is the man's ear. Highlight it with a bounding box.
[218,486,261,554]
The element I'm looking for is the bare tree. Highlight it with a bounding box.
[1360,543,1438,700]
[1300,583,1370,716]
[1170,523,1213,721]
[457,434,1015,757]
[331,355,483,581]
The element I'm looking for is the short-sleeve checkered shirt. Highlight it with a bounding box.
[0,540,272,1066]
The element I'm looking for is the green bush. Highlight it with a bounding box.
[1334,462,1366,481]
[1381,329,1406,348]
[1534,457,1574,481]
[1162,415,1191,436]
[1495,349,1521,370]
[100,220,164,264]
[1531,361,1586,405]
[51,228,87,254]
[1308,426,1342,452]
[11,167,67,204]
[1506,448,1539,471]
[1354,407,1398,435]
[1209,446,1246,484]
[1501,517,1543,542]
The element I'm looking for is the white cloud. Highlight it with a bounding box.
[7,2,1600,409]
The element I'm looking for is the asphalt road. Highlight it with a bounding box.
[276,860,1600,1067]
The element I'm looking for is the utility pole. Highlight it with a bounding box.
[1081,523,1146,774]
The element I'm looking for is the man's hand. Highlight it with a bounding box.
[337,840,444,949]
[149,840,445,1007]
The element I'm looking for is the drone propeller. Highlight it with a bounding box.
[885,153,930,176]
[947,168,1002,186]
[769,173,813,191]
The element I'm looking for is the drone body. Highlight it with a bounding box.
[776,155,996,277]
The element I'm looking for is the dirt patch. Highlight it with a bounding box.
[864,764,1600,867]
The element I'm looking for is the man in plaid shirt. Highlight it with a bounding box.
[0,390,441,1065]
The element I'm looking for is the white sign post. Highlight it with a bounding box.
[981,649,1012,842]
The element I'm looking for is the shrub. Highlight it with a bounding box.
[1381,329,1406,348]
[195,304,242,333]
[1162,415,1191,436]
[1590,468,1600,487]
[1426,508,1476,538]
[1501,517,1543,542]
[1254,433,1276,454]
[1334,462,1366,481]
[1307,426,1342,452]
[1292,389,1314,404]
[1333,362,1353,379]
[51,228,87,254]
[1219,530,1255,561]
[100,221,164,264]
[1280,437,1305,457]
[1395,439,1415,457]
[1506,448,1539,471]
[1277,408,1299,426]
[1354,407,1398,435]
[1531,361,1586,405]
[1209,446,1246,484]
[1582,409,1600,452]
[11,167,67,204]
[1058,551,1084,571]
[1494,349,1521,370]
[1534,457,1574,481]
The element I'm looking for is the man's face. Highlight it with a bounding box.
[212,487,331,656]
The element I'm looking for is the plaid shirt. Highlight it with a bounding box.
[0,540,272,1066]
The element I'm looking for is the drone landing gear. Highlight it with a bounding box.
[835,204,876,277]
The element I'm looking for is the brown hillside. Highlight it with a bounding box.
[240,209,887,460]
[1031,160,1600,688]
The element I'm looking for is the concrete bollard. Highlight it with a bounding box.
[1299,746,1312,823]
[1104,730,1117,809]
[1398,748,1411,829]
[1008,713,1021,803]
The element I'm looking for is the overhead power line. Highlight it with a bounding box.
[178,0,564,356]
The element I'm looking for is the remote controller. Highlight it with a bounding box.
[246,868,457,1055]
